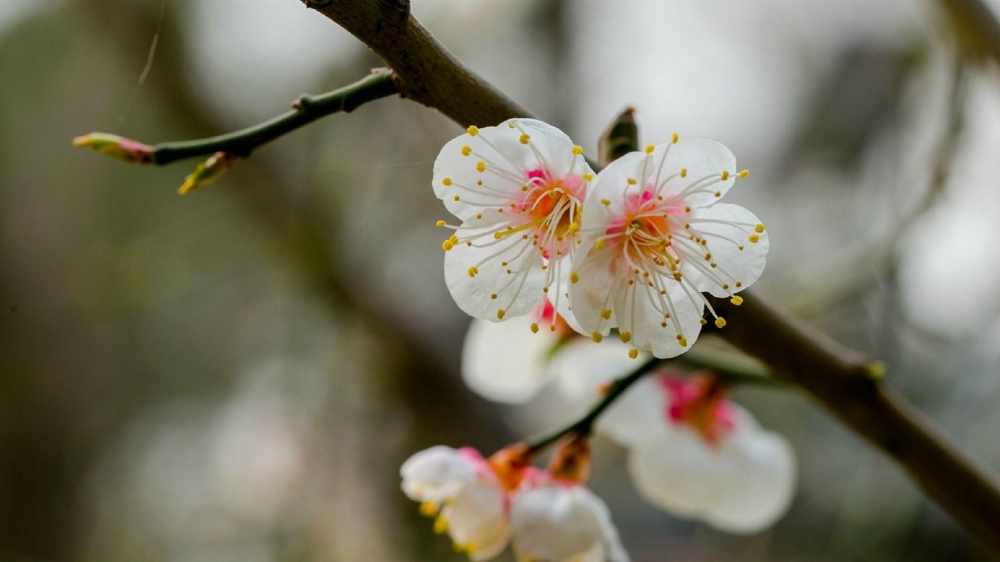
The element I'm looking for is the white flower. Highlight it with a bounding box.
[400,446,512,559]
[595,373,795,534]
[569,139,768,358]
[434,119,596,322]
[511,481,629,562]
[402,445,629,561]
[461,301,578,403]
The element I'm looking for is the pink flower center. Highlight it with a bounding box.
[659,373,736,446]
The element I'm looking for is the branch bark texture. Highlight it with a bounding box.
[301,0,1000,551]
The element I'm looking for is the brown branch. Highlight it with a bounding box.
[298,0,1000,551]
[301,0,532,127]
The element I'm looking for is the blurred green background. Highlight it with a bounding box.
[2,0,1000,560]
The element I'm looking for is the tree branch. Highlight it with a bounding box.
[77,68,399,166]
[300,0,1000,551]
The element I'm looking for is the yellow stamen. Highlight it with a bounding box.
[467,125,479,136]
[591,332,603,343]
[715,317,726,328]
[731,295,743,306]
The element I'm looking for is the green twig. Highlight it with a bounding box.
[152,68,397,164]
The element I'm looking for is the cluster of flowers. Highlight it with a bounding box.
[433,119,768,358]
[403,119,791,561]
[402,438,627,561]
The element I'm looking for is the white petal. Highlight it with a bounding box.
[684,203,769,298]
[627,428,735,517]
[580,151,649,225]
[550,339,638,403]
[511,485,627,562]
[594,376,668,448]
[627,407,797,534]
[400,446,479,503]
[433,119,587,221]
[549,262,586,335]
[650,138,737,209]
[442,480,512,560]
[462,317,560,403]
[612,274,704,359]
[444,224,548,321]
[567,245,621,337]
[702,422,796,534]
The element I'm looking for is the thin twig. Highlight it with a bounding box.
[153,69,398,164]
[300,0,1000,551]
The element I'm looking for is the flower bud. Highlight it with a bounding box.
[178,152,237,195]
[548,433,590,484]
[73,133,155,164]
[486,443,531,491]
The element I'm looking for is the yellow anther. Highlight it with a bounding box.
[467,125,479,136]
[755,223,765,233]
[627,178,637,185]
[454,195,460,201]
[600,198,611,206]
[442,240,454,251]
[442,177,452,186]
[582,173,594,181]
[468,266,479,278]
[628,348,639,359]
[715,317,727,328]
[680,168,688,178]
[684,206,691,212]
[672,132,679,143]
[736,281,742,287]
[419,501,437,517]
[530,323,539,334]
[739,169,749,178]
[722,283,729,290]
[714,191,722,197]
[569,272,579,284]
[521,185,529,191]
[497,309,506,320]
[476,213,483,220]
[731,295,744,305]
[542,287,549,293]
[591,332,603,343]
[721,170,730,181]
[595,238,605,249]
[434,516,449,534]
[435,220,446,227]
[450,234,459,244]
[572,145,583,155]
[645,144,655,154]
[749,234,760,243]
[600,308,612,320]
[866,361,887,380]
[476,161,486,173]
[620,330,632,344]
[568,223,580,233]
[461,145,472,156]
[490,293,498,299]
[519,133,530,144]
[678,336,688,347]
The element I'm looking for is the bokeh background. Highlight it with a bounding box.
[2,0,1000,560]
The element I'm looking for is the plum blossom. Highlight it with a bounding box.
[461,301,577,403]
[433,119,595,322]
[401,441,628,561]
[554,348,795,534]
[401,445,524,559]
[511,476,628,562]
[569,138,769,358]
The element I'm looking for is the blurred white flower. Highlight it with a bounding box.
[401,444,628,561]
[570,139,768,358]
[434,118,595,322]
[565,365,795,534]
[511,476,629,562]
[401,445,520,560]
[461,301,576,403]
